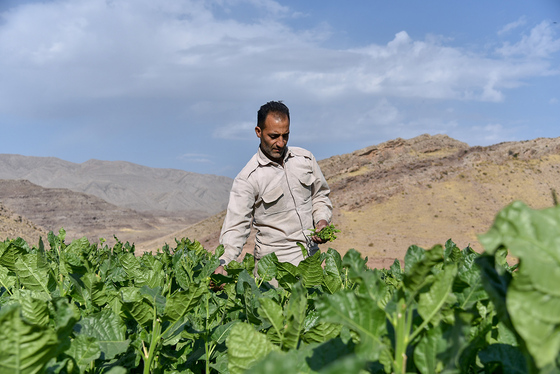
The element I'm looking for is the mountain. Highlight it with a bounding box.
[2,134,559,269]
[144,134,560,268]
[0,155,233,215]
[0,179,195,246]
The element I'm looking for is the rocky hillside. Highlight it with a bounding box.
[0,155,233,215]
[146,134,560,268]
[0,179,197,246]
[0,201,47,243]
[1,135,559,269]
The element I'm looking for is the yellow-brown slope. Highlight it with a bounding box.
[136,134,560,269]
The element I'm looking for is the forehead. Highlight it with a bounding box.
[263,112,290,132]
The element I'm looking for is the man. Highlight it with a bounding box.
[214,101,332,276]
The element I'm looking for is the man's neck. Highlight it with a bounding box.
[260,145,286,165]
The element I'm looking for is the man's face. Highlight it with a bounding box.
[255,112,290,162]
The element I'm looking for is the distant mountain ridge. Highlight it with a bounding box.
[0,154,233,215]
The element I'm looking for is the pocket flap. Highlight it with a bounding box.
[262,186,284,204]
[299,172,314,186]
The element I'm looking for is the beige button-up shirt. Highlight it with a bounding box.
[219,146,332,265]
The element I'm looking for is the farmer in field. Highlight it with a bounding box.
[214,100,332,277]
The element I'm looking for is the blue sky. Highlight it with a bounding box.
[1,0,559,178]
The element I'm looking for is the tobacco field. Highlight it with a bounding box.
[0,200,559,373]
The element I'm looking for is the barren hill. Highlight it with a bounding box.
[0,155,233,215]
[0,179,196,246]
[144,134,560,268]
[0,200,47,243]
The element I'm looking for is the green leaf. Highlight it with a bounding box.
[404,245,444,293]
[282,282,307,350]
[210,320,239,345]
[120,287,154,327]
[227,322,280,374]
[417,263,458,326]
[341,249,367,279]
[0,241,27,273]
[275,262,299,289]
[404,245,425,274]
[164,285,206,322]
[316,290,387,360]
[82,273,108,307]
[15,253,57,294]
[120,253,149,285]
[414,324,445,374]
[0,264,16,292]
[478,344,527,374]
[0,304,59,374]
[73,309,129,360]
[20,296,49,326]
[66,334,101,373]
[257,298,284,343]
[297,250,323,288]
[479,201,560,368]
[256,253,278,282]
[302,322,342,344]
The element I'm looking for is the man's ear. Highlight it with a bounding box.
[255,126,262,139]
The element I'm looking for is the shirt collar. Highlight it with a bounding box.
[257,146,293,166]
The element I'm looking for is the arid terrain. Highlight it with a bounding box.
[2,134,559,269]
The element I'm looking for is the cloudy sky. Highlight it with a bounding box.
[1,0,559,178]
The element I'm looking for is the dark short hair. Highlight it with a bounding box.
[257,101,290,129]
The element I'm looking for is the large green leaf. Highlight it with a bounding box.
[0,241,28,273]
[20,296,49,326]
[15,254,56,294]
[479,201,560,369]
[275,261,299,289]
[417,263,458,326]
[164,285,206,322]
[414,324,446,374]
[257,298,284,344]
[282,282,307,350]
[297,251,323,287]
[73,309,129,360]
[316,290,387,360]
[322,248,343,294]
[120,287,154,327]
[0,304,59,374]
[0,264,16,292]
[257,253,278,282]
[227,322,280,374]
[120,253,149,286]
[66,334,101,373]
[478,343,527,374]
[404,245,444,293]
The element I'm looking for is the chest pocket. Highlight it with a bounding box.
[261,186,285,214]
[297,171,314,203]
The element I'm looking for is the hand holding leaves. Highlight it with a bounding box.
[309,222,340,243]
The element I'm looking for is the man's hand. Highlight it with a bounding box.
[311,220,329,244]
[214,265,227,276]
[210,264,228,290]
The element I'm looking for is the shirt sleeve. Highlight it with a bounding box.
[219,176,255,264]
[310,155,333,226]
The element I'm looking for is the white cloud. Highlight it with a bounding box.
[498,21,560,58]
[0,0,559,173]
[498,16,527,35]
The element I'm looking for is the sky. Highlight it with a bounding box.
[1,0,559,178]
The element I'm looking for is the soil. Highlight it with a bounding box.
[140,134,560,269]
